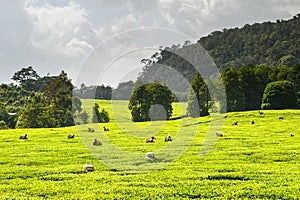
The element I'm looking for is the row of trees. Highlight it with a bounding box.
[73,81,135,100]
[217,64,300,112]
[73,83,112,100]
[1,66,111,129]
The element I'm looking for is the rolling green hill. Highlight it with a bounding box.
[1,100,300,199]
[199,15,300,70]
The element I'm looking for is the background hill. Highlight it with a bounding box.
[139,14,300,84]
[199,14,300,70]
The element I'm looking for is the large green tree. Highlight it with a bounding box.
[221,67,245,112]
[128,82,174,122]
[261,80,298,109]
[16,93,56,128]
[187,73,210,117]
[11,66,40,91]
[44,71,74,127]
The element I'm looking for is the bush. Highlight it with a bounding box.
[261,81,298,109]
[92,103,110,123]
[98,109,109,123]
[0,121,8,129]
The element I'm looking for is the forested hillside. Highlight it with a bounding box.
[140,14,299,81]
[199,14,300,70]
[138,14,300,112]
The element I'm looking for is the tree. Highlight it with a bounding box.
[12,66,39,84]
[44,71,74,127]
[98,109,110,123]
[261,81,298,109]
[92,103,109,123]
[11,66,40,91]
[128,82,174,122]
[238,65,262,110]
[221,67,245,111]
[16,93,56,128]
[187,73,210,117]
[0,121,8,130]
[278,55,299,67]
[95,85,112,100]
[92,103,100,123]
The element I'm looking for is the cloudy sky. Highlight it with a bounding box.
[1,0,299,88]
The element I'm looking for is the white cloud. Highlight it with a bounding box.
[270,0,300,16]
[63,37,93,58]
[24,1,97,58]
[0,0,299,86]
[158,0,241,37]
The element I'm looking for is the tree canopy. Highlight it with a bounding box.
[261,81,298,110]
[128,82,174,122]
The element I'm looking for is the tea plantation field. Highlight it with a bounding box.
[0,100,300,199]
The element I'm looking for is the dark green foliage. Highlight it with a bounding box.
[95,85,112,100]
[73,83,112,100]
[279,55,299,67]
[220,67,245,112]
[44,71,74,127]
[11,66,39,83]
[215,64,300,112]
[16,93,56,128]
[92,103,100,123]
[98,109,110,123]
[261,81,298,109]
[128,82,174,122]
[0,121,8,129]
[16,71,76,128]
[199,15,300,70]
[187,73,210,117]
[238,65,269,110]
[0,102,18,129]
[92,103,110,123]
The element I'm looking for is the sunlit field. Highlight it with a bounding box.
[1,100,300,199]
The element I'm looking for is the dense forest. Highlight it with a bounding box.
[199,14,300,70]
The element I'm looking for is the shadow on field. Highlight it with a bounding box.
[183,120,211,127]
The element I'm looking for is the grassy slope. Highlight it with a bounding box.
[0,100,300,199]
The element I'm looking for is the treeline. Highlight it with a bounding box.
[0,67,110,129]
[216,64,300,112]
[73,81,134,100]
[73,83,112,100]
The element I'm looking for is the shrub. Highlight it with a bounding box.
[261,80,298,109]
[0,121,8,130]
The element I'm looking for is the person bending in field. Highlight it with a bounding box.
[68,134,74,139]
[93,139,102,146]
[19,134,28,139]
[88,128,95,132]
[164,134,172,142]
[216,132,223,137]
[146,136,155,143]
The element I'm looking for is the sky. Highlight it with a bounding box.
[0,0,299,88]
